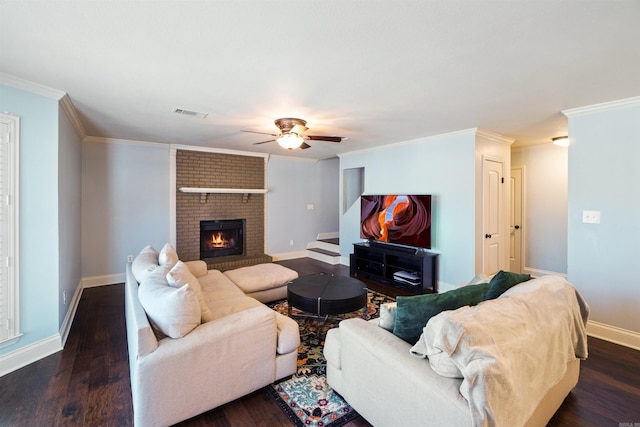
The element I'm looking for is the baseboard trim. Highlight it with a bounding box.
[60,284,84,347]
[81,273,125,288]
[0,334,62,377]
[587,320,640,351]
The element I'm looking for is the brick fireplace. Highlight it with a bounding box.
[175,149,271,271]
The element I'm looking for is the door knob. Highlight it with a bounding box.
[485,234,492,238]
[514,225,520,230]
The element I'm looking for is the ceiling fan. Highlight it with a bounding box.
[241,118,345,150]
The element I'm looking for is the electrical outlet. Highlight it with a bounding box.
[127,254,133,262]
[290,240,294,246]
[63,290,67,305]
[307,204,314,210]
[582,210,601,224]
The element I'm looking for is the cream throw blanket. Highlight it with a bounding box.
[410,275,589,427]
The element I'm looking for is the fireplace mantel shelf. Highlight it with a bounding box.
[179,187,268,194]
[179,187,268,203]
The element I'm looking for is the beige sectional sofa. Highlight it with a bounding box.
[324,274,590,427]
[125,244,300,427]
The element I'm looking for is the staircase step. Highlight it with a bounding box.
[317,237,339,245]
[307,233,341,265]
[307,247,340,257]
[306,247,341,265]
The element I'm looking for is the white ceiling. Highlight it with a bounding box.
[1,1,639,159]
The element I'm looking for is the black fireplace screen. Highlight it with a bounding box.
[200,219,245,259]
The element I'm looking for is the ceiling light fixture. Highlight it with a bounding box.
[276,132,305,150]
[552,136,569,147]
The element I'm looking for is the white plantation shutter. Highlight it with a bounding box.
[0,113,19,344]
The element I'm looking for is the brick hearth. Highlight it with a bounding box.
[175,149,271,271]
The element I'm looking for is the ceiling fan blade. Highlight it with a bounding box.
[300,142,312,149]
[241,130,278,137]
[305,135,343,143]
[252,139,276,145]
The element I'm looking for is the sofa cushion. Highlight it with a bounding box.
[482,270,531,301]
[199,269,246,299]
[132,245,159,282]
[223,263,298,293]
[158,243,179,268]
[166,261,215,323]
[204,295,264,320]
[393,283,490,344]
[138,265,201,339]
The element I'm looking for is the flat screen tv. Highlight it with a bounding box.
[360,194,432,249]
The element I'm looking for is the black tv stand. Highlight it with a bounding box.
[367,239,418,255]
[350,242,438,295]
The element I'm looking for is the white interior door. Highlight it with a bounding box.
[510,167,523,273]
[483,158,504,276]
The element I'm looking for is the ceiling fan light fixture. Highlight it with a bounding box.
[552,136,570,147]
[276,132,305,150]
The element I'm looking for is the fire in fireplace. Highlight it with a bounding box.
[200,219,245,259]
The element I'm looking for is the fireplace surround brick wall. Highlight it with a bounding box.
[176,150,271,270]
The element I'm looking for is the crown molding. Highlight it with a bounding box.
[59,94,86,140]
[563,96,640,117]
[83,137,272,159]
[83,135,170,149]
[338,128,514,159]
[339,128,477,158]
[475,128,515,145]
[0,73,87,140]
[0,72,65,100]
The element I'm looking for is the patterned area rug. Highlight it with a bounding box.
[266,289,394,427]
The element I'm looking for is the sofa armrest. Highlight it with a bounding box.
[125,263,158,358]
[275,312,300,354]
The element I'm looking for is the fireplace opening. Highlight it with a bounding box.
[200,219,245,259]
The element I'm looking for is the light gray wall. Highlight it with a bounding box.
[57,104,82,326]
[81,141,171,278]
[511,144,568,274]
[266,156,339,254]
[0,84,60,357]
[567,100,640,334]
[339,132,477,286]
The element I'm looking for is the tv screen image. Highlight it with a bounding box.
[360,195,432,249]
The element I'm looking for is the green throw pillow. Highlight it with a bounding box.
[482,270,531,301]
[392,283,490,344]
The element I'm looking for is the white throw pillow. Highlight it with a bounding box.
[166,261,215,323]
[184,260,208,278]
[131,245,159,282]
[158,243,179,268]
[138,265,201,338]
[378,302,397,331]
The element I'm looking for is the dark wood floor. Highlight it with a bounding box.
[1,258,639,426]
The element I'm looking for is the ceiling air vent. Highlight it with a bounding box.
[172,108,208,119]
